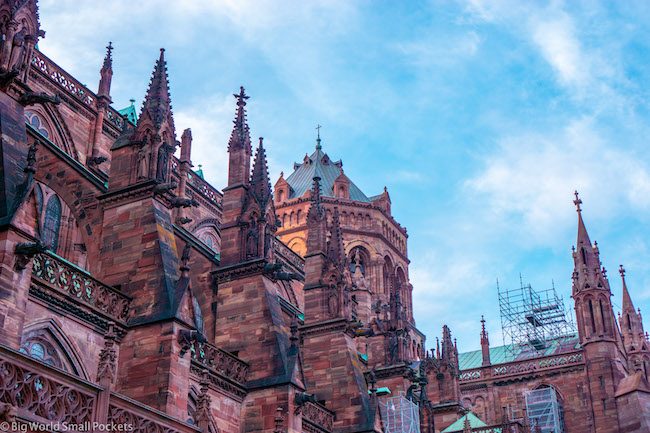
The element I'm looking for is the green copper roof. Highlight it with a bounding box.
[118,100,138,125]
[458,334,580,370]
[285,146,370,202]
[442,412,487,432]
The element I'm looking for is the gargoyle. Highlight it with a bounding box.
[170,197,198,208]
[88,156,108,166]
[20,91,61,107]
[355,327,375,337]
[178,329,207,357]
[153,181,178,195]
[0,68,19,89]
[176,217,193,225]
[295,392,319,406]
[14,241,47,271]
[264,260,305,282]
[0,402,17,423]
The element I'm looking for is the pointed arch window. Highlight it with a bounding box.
[25,112,49,139]
[43,195,62,251]
[19,328,82,376]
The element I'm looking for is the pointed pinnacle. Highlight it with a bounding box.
[103,42,113,69]
[573,190,582,212]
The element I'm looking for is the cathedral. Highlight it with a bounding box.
[0,1,648,432]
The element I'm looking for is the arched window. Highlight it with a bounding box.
[296,210,302,225]
[277,189,285,202]
[43,195,62,251]
[19,328,82,376]
[25,111,49,138]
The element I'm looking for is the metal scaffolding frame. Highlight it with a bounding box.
[379,395,420,433]
[498,278,576,358]
[525,387,566,433]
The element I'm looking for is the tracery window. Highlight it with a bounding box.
[19,328,80,375]
[43,195,62,251]
[25,111,49,138]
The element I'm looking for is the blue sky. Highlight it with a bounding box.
[38,0,650,353]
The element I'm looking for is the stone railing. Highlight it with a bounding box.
[171,158,222,207]
[186,171,221,206]
[31,51,95,108]
[302,401,335,432]
[459,351,583,382]
[459,369,481,381]
[105,106,125,130]
[190,340,248,385]
[31,252,131,323]
[274,238,305,272]
[0,345,198,433]
[108,393,199,433]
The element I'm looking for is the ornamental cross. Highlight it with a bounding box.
[619,264,625,277]
[234,86,249,104]
[573,190,582,212]
[316,124,321,139]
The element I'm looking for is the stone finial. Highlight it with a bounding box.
[96,322,117,385]
[273,407,284,433]
[195,370,212,432]
[573,190,582,213]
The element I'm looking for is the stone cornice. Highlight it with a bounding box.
[211,259,267,285]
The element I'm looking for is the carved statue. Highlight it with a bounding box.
[137,143,150,180]
[8,26,27,72]
[246,222,259,258]
[328,286,339,318]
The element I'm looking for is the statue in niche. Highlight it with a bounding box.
[388,333,399,364]
[156,142,170,181]
[342,283,352,320]
[246,220,259,258]
[8,26,27,72]
[328,284,339,317]
[263,224,273,260]
[137,137,151,180]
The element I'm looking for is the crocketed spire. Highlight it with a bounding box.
[327,207,346,269]
[228,86,252,153]
[250,137,272,207]
[98,42,113,98]
[140,48,173,130]
[571,191,607,295]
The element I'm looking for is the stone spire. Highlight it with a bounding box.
[620,265,635,314]
[306,177,327,257]
[226,87,252,187]
[140,49,173,131]
[618,265,649,360]
[250,137,272,207]
[480,316,490,367]
[327,207,346,269]
[571,191,607,296]
[97,42,113,99]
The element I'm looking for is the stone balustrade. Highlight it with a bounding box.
[31,251,131,323]
[190,340,248,385]
[302,401,335,432]
[0,345,198,433]
[459,351,583,383]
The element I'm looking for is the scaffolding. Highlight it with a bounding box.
[498,278,576,358]
[525,387,566,433]
[379,395,420,433]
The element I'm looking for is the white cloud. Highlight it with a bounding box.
[531,15,587,87]
[466,117,650,244]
